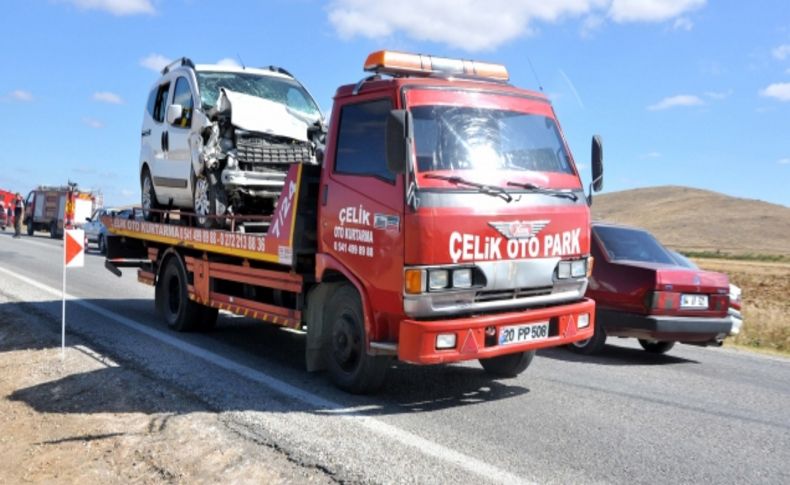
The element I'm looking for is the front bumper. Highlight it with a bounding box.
[397,298,595,364]
[600,309,732,343]
[221,168,286,188]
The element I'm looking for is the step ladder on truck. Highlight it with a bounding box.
[103,50,605,393]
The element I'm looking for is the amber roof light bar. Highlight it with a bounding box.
[364,50,509,82]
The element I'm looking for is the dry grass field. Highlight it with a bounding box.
[593,186,790,257]
[694,258,790,354]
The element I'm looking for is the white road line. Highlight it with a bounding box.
[1,234,63,251]
[0,265,532,485]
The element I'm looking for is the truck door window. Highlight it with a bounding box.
[153,82,171,123]
[171,77,194,128]
[334,99,394,182]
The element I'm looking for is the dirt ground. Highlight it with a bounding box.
[694,258,790,353]
[0,302,333,484]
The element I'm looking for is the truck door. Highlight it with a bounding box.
[320,95,405,338]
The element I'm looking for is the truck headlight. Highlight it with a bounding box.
[558,261,571,279]
[452,268,472,288]
[571,259,586,278]
[428,269,449,290]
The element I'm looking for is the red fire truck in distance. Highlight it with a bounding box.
[104,51,604,393]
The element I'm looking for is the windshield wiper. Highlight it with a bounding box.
[506,181,578,201]
[425,174,513,203]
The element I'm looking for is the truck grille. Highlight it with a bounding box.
[236,135,313,165]
[474,286,553,303]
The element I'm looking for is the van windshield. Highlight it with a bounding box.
[196,71,321,120]
[411,105,574,177]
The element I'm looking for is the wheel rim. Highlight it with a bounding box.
[332,314,361,373]
[572,338,591,348]
[194,177,210,223]
[142,175,153,215]
[99,236,105,253]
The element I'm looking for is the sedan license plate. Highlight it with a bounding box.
[499,321,549,345]
[681,294,708,309]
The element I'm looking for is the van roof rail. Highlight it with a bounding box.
[265,65,294,78]
[161,57,195,75]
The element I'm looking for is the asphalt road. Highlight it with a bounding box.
[1,230,788,484]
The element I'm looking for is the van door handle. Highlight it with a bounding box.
[161,131,169,151]
[141,129,151,137]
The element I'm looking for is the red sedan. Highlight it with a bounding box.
[571,223,732,355]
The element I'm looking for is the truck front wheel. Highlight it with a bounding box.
[156,255,201,332]
[479,350,535,377]
[567,323,607,355]
[326,284,389,394]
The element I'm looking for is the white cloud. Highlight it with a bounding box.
[63,0,155,16]
[7,90,34,101]
[778,158,790,165]
[92,91,124,104]
[704,89,732,100]
[772,44,790,61]
[672,16,693,31]
[640,151,662,159]
[759,82,790,102]
[580,14,605,38]
[609,0,705,23]
[216,57,242,68]
[82,117,104,129]
[647,94,704,111]
[328,0,706,52]
[140,53,171,72]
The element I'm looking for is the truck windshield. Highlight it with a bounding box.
[196,71,321,120]
[594,226,677,265]
[411,105,574,177]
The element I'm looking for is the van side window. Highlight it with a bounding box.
[153,82,171,123]
[334,99,394,182]
[171,77,194,128]
[146,88,158,118]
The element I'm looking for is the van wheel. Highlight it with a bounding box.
[479,350,535,377]
[568,323,607,355]
[193,174,227,229]
[326,284,389,394]
[141,168,161,222]
[156,255,201,332]
[638,340,675,354]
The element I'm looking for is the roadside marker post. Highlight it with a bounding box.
[62,228,84,358]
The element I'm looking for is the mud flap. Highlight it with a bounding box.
[304,282,341,372]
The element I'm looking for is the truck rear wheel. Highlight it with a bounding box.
[156,255,201,332]
[638,339,675,354]
[479,350,535,377]
[326,284,389,394]
[27,222,34,236]
[49,221,58,239]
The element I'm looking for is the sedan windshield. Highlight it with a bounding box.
[594,226,677,264]
[196,71,321,120]
[411,105,574,175]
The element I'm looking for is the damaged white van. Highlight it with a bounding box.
[139,57,323,228]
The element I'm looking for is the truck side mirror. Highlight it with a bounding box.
[386,109,409,175]
[166,104,183,125]
[591,135,604,192]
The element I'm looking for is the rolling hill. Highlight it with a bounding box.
[591,186,790,256]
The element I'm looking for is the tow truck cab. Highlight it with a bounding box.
[317,51,604,367]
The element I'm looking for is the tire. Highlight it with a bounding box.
[325,284,389,394]
[568,323,607,355]
[155,255,201,332]
[638,340,675,354]
[193,174,227,229]
[479,350,535,377]
[141,168,161,222]
[27,222,34,236]
[49,221,58,239]
[98,234,107,255]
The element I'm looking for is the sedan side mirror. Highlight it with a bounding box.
[386,109,410,175]
[166,104,183,125]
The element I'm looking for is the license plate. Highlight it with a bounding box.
[499,321,550,345]
[681,294,708,309]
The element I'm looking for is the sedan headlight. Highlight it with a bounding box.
[428,269,449,290]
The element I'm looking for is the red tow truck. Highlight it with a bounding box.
[104,51,605,393]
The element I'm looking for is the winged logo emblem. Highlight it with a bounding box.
[488,220,550,240]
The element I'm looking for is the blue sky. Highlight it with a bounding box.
[1,0,788,207]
